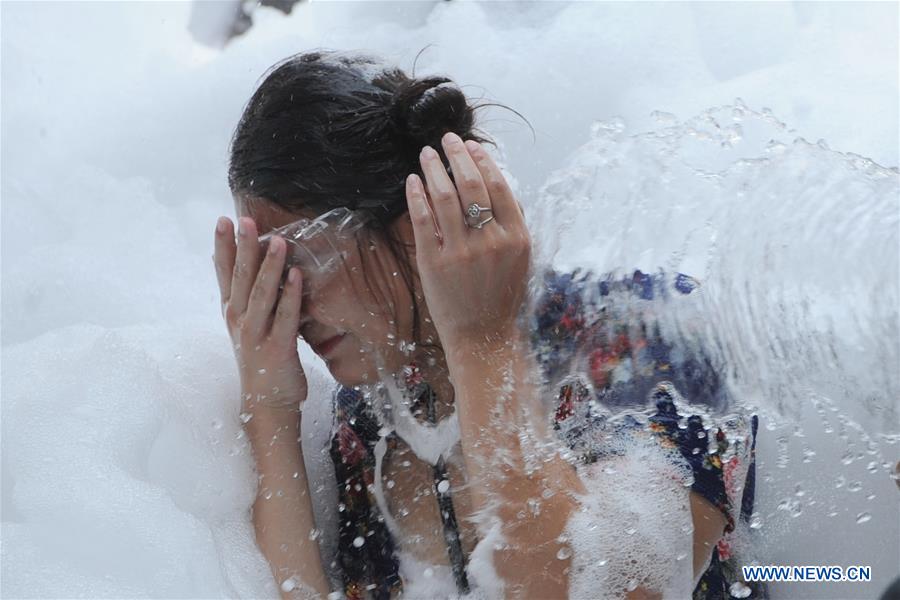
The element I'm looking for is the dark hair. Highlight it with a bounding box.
[228,49,525,356]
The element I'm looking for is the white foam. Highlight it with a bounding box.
[565,434,696,599]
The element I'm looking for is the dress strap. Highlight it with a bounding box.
[423,385,470,594]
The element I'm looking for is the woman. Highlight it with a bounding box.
[213,50,763,599]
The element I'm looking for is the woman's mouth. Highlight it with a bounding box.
[314,333,346,357]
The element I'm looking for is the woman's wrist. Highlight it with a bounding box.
[444,323,528,366]
[243,405,301,448]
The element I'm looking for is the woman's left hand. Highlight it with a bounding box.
[405,132,532,352]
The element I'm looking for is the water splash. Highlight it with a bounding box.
[531,100,898,437]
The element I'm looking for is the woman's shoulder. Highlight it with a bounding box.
[529,266,701,342]
[529,267,700,335]
[528,266,713,405]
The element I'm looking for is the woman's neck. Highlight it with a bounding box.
[408,348,456,423]
[403,269,457,422]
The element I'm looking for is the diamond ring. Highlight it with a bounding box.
[464,202,494,229]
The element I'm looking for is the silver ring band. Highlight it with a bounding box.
[464,202,494,229]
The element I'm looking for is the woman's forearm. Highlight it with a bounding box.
[445,331,586,596]
[245,410,332,599]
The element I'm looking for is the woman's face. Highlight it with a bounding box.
[235,196,424,387]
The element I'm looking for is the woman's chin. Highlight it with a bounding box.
[328,364,373,388]
[325,348,388,389]
[323,352,367,388]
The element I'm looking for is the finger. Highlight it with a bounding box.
[464,141,523,231]
[440,132,493,227]
[419,145,466,248]
[406,174,439,262]
[213,217,236,313]
[244,235,287,338]
[229,217,262,318]
[271,267,304,348]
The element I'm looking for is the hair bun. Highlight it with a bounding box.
[389,77,474,147]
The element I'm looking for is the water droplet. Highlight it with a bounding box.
[281,578,296,593]
[308,528,321,541]
[353,536,365,547]
[264,490,273,500]
[855,512,872,524]
[729,581,752,598]
[257,368,267,375]
[211,419,223,430]
[847,481,862,492]
[749,514,763,529]
[423,567,434,578]
[239,412,253,424]
[625,527,637,535]
[556,546,572,560]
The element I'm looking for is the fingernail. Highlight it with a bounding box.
[288,268,298,284]
[268,237,281,255]
[464,140,481,155]
[442,131,461,146]
[216,217,226,234]
[421,146,438,160]
[238,218,247,237]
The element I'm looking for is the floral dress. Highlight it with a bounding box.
[327,268,766,600]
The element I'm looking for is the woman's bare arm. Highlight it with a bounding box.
[624,492,728,600]
[690,491,728,580]
[246,409,332,599]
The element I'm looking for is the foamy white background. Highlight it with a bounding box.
[2,2,898,598]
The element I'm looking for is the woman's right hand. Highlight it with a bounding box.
[213,216,308,418]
